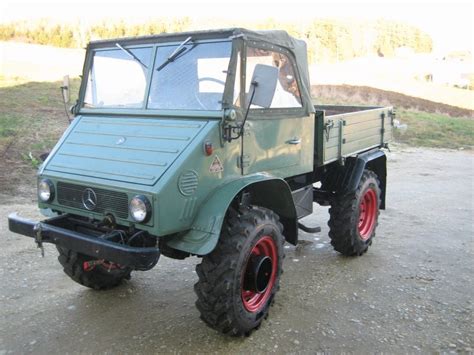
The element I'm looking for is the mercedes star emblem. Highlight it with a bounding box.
[82,188,98,210]
[116,136,126,145]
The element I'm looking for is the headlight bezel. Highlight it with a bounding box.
[129,195,152,223]
[38,178,55,202]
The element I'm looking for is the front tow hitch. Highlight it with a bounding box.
[8,213,160,271]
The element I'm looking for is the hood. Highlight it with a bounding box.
[43,115,207,186]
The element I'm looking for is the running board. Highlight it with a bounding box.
[298,222,321,234]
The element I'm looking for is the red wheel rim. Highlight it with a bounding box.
[241,235,278,313]
[358,188,377,240]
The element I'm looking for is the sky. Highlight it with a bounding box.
[1,0,473,53]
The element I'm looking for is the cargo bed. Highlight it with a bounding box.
[314,105,394,166]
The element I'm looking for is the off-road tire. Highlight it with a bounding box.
[194,205,284,336]
[328,170,381,256]
[57,246,132,290]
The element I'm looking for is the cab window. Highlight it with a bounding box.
[148,41,231,110]
[246,47,302,109]
[84,47,153,108]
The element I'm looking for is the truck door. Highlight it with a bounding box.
[241,46,312,177]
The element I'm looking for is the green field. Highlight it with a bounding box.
[393,109,473,149]
[0,77,79,168]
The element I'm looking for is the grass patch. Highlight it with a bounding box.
[0,114,22,162]
[20,151,42,169]
[0,76,80,155]
[394,110,473,149]
[0,115,20,138]
[0,76,80,193]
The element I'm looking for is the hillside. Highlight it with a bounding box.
[312,85,473,118]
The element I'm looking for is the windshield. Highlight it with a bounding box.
[83,41,232,111]
[84,46,153,108]
[148,41,231,110]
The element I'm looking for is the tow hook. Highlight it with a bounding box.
[83,260,105,272]
[83,260,122,272]
[33,223,44,257]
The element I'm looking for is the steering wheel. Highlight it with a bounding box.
[195,77,226,110]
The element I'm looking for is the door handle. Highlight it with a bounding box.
[287,138,301,145]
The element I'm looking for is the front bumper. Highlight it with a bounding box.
[8,213,160,270]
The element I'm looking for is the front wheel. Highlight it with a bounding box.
[194,205,284,336]
[328,170,381,256]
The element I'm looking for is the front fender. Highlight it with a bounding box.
[166,174,296,255]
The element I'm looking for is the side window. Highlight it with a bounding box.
[246,47,302,109]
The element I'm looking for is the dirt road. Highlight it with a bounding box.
[0,146,472,353]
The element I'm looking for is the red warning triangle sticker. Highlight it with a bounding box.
[209,155,224,173]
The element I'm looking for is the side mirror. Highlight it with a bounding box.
[222,64,279,144]
[248,64,278,108]
[61,75,70,104]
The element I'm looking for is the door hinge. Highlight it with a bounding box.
[324,119,334,141]
[338,119,345,165]
[237,154,250,168]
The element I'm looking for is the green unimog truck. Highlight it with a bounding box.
[8,28,394,336]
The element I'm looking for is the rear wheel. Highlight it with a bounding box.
[57,246,132,290]
[194,205,284,336]
[328,170,381,256]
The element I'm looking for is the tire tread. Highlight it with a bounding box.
[328,170,381,256]
[194,205,284,336]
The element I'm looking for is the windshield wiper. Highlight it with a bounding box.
[156,36,193,72]
[115,43,148,69]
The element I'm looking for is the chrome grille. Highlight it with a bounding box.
[57,182,129,219]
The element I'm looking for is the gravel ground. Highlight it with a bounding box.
[0,146,473,354]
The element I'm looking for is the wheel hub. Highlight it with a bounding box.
[241,235,278,313]
[244,255,273,293]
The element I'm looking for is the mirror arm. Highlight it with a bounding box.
[60,85,73,124]
[238,81,258,174]
[222,81,257,143]
[239,81,258,138]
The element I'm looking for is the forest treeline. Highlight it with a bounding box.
[0,18,433,63]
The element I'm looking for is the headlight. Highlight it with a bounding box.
[129,195,151,223]
[38,179,54,202]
